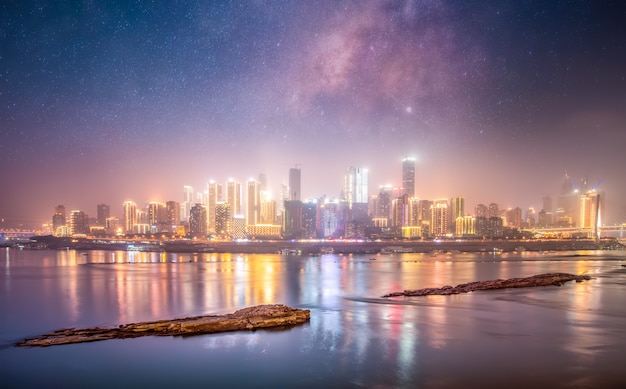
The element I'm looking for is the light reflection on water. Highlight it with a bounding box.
[1,249,626,388]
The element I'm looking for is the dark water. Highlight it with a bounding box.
[1,248,625,388]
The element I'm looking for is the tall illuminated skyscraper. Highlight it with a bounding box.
[70,210,89,236]
[450,196,464,231]
[226,179,242,218]
[52,205,66,235]
[189,204,207,238]
[246,178,260,226]
[165,201,180,231]
[289,166,301,201]
[344,166,368,206]
[402,157,416,197]
[431,199,449,236]
[122,201,137,233]
[207,180,222,233]
[215,202,231,237]
[182,185,194,222]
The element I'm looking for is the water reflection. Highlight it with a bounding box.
[1,249,626,387]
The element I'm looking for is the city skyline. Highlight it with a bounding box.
[1,1,625,228]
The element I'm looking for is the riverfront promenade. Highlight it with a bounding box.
[28,235,622,254]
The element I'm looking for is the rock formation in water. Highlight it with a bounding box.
[382,272,591,298]
[16,304,310,347]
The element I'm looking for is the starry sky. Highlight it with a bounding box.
[1,0,625,228]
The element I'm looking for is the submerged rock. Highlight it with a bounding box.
[16,304,310,347]
[382,272,592,298]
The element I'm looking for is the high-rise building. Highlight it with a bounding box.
[450,197,464,231]
[189,204,207,239]
[52,205,66,235]
[488,203,500,219]
[391,194,410,227]
[302,201,317,238]
[215,202,231,237]
[165,201,180,231]
[207,180,222,233]
[344,166,368,206]
[375,185,392,222]
[402,157,416,197]
[430,199,449,236]
[506,207,523,228]
[96,204,110,226]
[456,216,475,236]
[246,178,261,227]
[579,191,603,236]
[182,185,194,222]
[70,210,89,236]
[226,179,242,218]
[289,166,301,201]
[283,200,303,239]
[475,203,487,218]
[147,202,167,232]
[122,201,137,233]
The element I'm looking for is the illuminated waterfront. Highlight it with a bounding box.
[1,248,625,388]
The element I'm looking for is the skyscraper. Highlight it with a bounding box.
[226,179,242,218]
[402,157,416,197]
[96,204,110,226]
[289,166,301,201]
[189,204,207,239]
[431,199,449,236]
[122,201,137,233]
[52,205,66,235]
[207,180,222,233]
[182,185,194,222]
[450,197,464,231]
[165,201,180,231]
[215,202,231,237]
[246,178,261,226]
[344,166,368,206]
[70,210,89,236]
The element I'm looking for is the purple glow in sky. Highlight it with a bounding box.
[1,0,625,227]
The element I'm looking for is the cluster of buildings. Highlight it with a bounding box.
[47,161,604,241]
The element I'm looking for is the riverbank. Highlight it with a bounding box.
[25,235,624,254]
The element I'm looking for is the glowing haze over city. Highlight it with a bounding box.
[1,0,625,229]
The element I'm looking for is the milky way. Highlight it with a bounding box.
[1,0,625,227]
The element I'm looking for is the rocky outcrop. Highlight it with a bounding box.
[382,272,591,298]
[16,304,310,347]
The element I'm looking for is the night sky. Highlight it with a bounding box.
[1,0,625,228]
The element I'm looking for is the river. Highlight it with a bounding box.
[1,248,625,388]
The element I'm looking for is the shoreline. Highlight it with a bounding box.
[23,236,623,254]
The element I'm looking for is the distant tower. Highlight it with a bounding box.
[344,166,368,206]
[289,166,301,201]
[402,157,416,197]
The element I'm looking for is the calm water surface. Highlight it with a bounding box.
[1,248,625,388]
